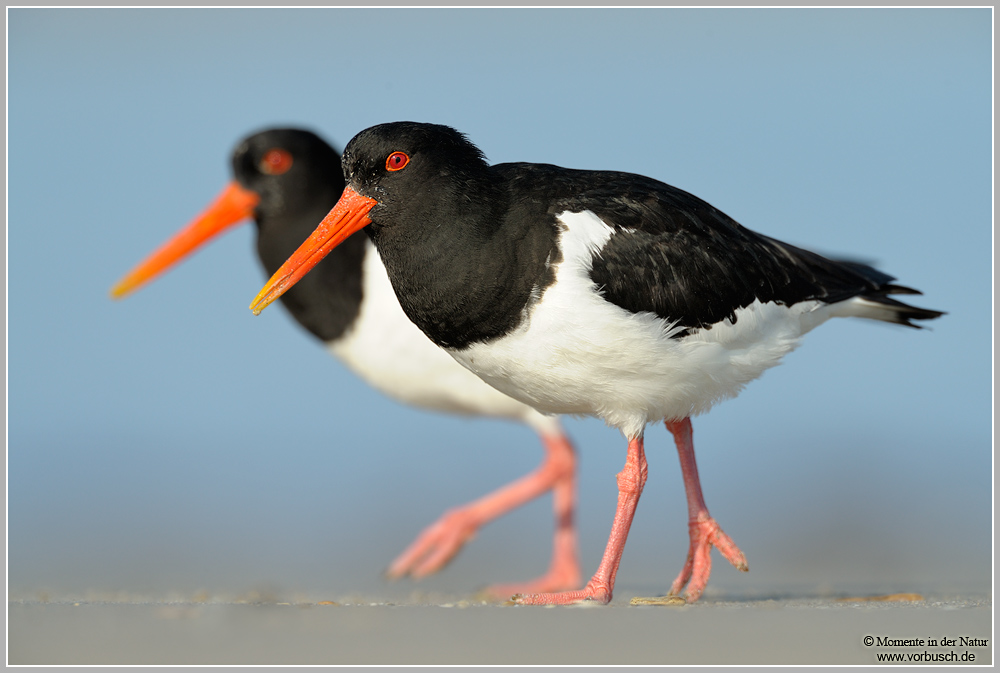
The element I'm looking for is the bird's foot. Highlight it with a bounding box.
[386,507,477,580]
[479,560,582,600]
[668,516,748,603]
[510,578,612,606]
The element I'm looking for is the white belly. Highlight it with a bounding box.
[328,241,561,435]
[448,211,837,439]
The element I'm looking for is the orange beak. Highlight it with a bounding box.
[110,181,261,299]
[250,186,377,315]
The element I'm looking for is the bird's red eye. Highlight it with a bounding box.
[260,148,293,175]
[386,151,409,172]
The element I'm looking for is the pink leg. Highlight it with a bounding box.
[665,418,748,602]
[514,435,648,605]
[386,431,581,596]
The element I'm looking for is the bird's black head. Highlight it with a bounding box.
[112,127,347,300]
[340,122,495,230]
[232,128,345,224]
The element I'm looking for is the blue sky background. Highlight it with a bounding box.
[8,8,992,601]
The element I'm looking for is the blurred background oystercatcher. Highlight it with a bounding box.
[111,127,581,598]
[251,121,944,605]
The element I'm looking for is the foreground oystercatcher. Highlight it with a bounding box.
[250,122,944,605]
[111,128,582,597]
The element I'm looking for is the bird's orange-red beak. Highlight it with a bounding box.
[110,181,261,298]
[250,186,377,315]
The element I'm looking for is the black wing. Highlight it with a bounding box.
[507,164,941,335]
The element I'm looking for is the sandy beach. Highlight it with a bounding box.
[9,590,992,666]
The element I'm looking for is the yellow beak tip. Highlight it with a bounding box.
[249,294,270,315]
[109,283,130,300]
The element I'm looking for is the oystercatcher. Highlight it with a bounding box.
[250,122,944,605]
[111,128,582,597]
